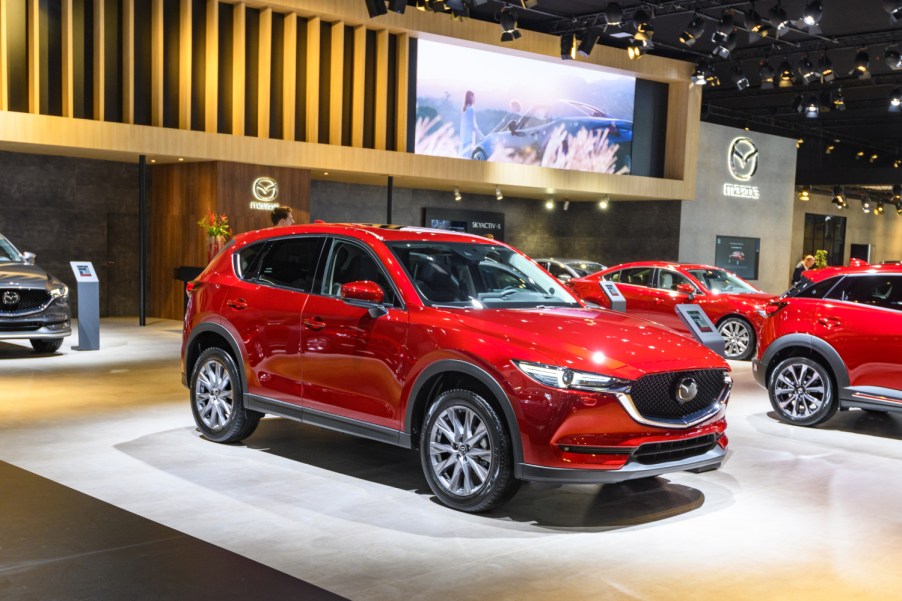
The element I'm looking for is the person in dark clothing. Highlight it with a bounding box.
[792,254,816,285]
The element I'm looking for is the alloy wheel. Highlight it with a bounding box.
[772,362,827,419]
[719,319,750,359]
[194,358,234,432]
[427,405,494,497]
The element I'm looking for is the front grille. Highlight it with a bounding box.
[630,369,727,421]
[0,288,50,314]
[634,434,718,465]
[0,320,43,331]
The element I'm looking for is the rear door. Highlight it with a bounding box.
[643,268,698,331]
[606,266,656,319]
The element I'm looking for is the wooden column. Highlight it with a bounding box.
[395,33,409,152]
[93,0,104,120]
[151,0,164,126]
[61,0,74,117]
[231,2,246,136]
[257,7,272,138]
[0,0,9,111]
[374,29,389,150]
[27,0,39,113]
[122,0,134,123]
[179,0,192,129]
[204,0,218,133]
[281,13,297,141]
[305,16,320,143]
[329,21,344,145]
[351,25,365,148]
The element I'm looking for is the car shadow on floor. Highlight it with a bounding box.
[0,340,60,359]
[765,410,902,440]
[244,418,709,531]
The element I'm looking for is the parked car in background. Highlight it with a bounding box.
[568,261,777,361]
[535,258,606,282]
[182,224,732,513]
[728,251,745,264]
[0,234,71,353]
[753,263,902,426]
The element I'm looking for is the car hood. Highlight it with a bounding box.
[452,306,727,379]
[707,291,776,306]
[0,261,54,288]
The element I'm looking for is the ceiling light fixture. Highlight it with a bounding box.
[768,3,791,33]
[712,10,734,44]
[777,58,795,87]
[453,187,462,202]
[833,88,846,111]
[852,48,871,79]
[825,143,835,154]
[871,153,880,162]
[804,96,820,118]
[894,184,902,200]
[605,2,623,27]
[746,9,770,39]
[890,88,902,112]
[798,185,811,201]
[819,52,835,82]
[545,199,555,210]
[598,196,610,210]
[798,55,818,83]
[495,186,503,201]
[861,196,872,213]
[884,0,902,24]
[759,60,775,89]
[875,202,886,215]
[560,33,576,60]
[802,1,824,27]
[712,31,738,59]
[577,30,599,56]
[832,185,846,209]
[499,9,522,42]
[731,65,750,91]
[692,60,713,85]
[679,14,706,47]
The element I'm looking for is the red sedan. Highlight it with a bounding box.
[568,261,776,361]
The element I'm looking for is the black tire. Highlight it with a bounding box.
[768,356,837,426]
[471,148,488,161]
[420,389,520,513]
[190,347,261,443]
[717,317,756,361]
[30,338,63,353]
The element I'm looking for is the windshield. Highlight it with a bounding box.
[389,242,580,308]
[563,260,605,277]
[0,235,23,263]
[686,268,759,294]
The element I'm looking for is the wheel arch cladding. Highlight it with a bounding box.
[763,333,850,391]
[186,324,247,393]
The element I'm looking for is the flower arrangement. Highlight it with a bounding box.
[197,212,232,239]
[814,249,829,269]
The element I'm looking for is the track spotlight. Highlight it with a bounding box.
[746,9,770,39]
[803,1,824,27]
[500,9,522,42]
[852,49,871,79]
[797,137,805,148]
[832,185,846,209]
[692,60,713,85]
[768,3,791,32]
[819,52,835,82]
[563,200,570,211]
[886,45,902,70]
[894,184,902,200]
[825,143,835,154]
[777,58,794,87]
[545,199,555,210]
[632,9,655,42]
[875,202,886,216]
[712,31,737,60]
[759,60,775,89]
[606,2,624,27]
[804,96,820,118]
[680,15,706,46]
[363,0,388,18]
[598,196,610,210]
[856,150,866,159]
[871,153,880,163]
[731,65,749,91]
[798,185,811,201]
[577,30,599,56]
[833,88,846,111]
[453,186,462,202]
[890,88,902,112]
[387,0,407,13]
[712,10,734,44]
[561,33,576,60]
[862,196,872,213]
[627,38,652,60]
[791,95,804,114]
[495,186,503,201]
[884,0,902,24]
[798,55,818,83]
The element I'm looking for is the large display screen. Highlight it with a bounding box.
[715,235,760,280]
[414,39,636,175]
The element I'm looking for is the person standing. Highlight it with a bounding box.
[459,90,483,158]
[792,254,815,285]
[270,205,295,227]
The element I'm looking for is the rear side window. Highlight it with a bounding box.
[793,277,841,300]
[257,237,327,292]
[828,275,902,311]
[235,242,266,280]
[610,267,653,287]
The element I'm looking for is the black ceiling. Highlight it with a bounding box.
[398,1,902,183]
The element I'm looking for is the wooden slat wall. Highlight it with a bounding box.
[281,13,297,141]
[151,0,163,126]
[257,7,272,138]
[179,0,192,129]
[93,0,104,120]
[0,0,7,111]
[231,2,245,136]
[304,15,319,143]
[61,0,74,117]
[204,0,218,133]
[122,0,134,123]
[26,0,38,113]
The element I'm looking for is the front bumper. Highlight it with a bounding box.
[0,301,72,340]
[516,443,727,484]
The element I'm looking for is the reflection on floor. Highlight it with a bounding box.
[2,319,901,601]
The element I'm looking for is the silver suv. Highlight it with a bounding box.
[0,235,71,353]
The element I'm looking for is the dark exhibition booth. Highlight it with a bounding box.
[1,2,901,600]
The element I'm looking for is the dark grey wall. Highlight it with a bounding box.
[311,180,681,266]
[0,151,139,316]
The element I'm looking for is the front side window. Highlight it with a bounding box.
[323,240,398,306]
[655,269,695,292]
[256,237,326,292]
[792,276,840,300]
[564,260,605,277]
[827,275,902,311]
[389,242,578,308]
[546,262,573,279]
[0,236,23,263]
[686,268,758,294]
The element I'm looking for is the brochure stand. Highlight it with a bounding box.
[69,261,100,351]
[599,281,626,313]
[675,304,725,358]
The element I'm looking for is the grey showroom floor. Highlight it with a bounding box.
[1,318,901,601]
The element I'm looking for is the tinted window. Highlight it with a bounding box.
[655,269,694,291]
[235,242,266,280]
[828,275,902,311]
[793,277,840,300]
[546,262,572,279]
[612,267,653,287]
[257,237,326,292]
[685,268,758,294]
[324,241,397,306]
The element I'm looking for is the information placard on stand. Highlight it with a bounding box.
[599,281,626,313]
[675,304,725,357]
[69,261,100,351]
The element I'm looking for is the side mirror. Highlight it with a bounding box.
[22,252,36,265]
[558,274,572,282]
[676,283,695,300]
[340,280,387,317]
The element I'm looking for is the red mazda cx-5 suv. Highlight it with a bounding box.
[753,263,902,426]
[568,261,776,361]
[181,224,732,512]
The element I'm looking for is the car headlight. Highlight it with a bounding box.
[50,284,69,299]
[513,360,630,393]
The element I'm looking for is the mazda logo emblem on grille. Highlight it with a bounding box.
[2,291,19,305]
[675,377,699,404]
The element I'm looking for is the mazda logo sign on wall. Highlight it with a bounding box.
[675,377,699,404]
[2,291,19,305]
[728,137,759,181]
[252,177,279,202]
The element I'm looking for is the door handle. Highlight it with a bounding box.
[226,298,248,310]
[817,316,841,327]
[654,298,665,304]
[304,317,327,330]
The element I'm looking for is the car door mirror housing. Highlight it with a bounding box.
[22,251,36,265]
[677,283,695,299]
[340,280,388,317]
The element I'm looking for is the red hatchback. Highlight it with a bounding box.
[182,224,731,512]
[753,263,902,426]
[568,261,776,361]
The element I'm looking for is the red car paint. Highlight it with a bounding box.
[182,224,731,512]
[568,261,776,360]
